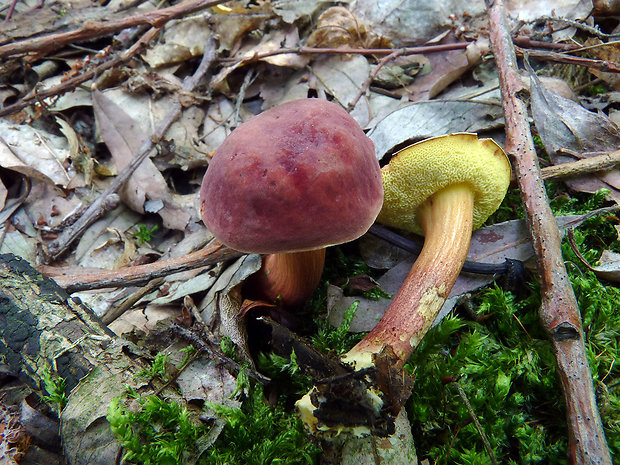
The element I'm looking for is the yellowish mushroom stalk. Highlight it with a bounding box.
[297,133,511,436]
[245,249,326,307]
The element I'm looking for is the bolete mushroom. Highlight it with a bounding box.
[297,132,511,435]
[200,98,383,308]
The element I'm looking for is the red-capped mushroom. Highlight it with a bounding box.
[200,98,383,307]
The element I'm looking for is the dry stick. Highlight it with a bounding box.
[348,49,406,111]
[513,36,581,51]
[217,42,471,65]
[515,46,620,73]
[486,1,612,464]
[0,0,227,59]
[511,150,620,182]
[0,26,161,118]
[42,240,242,293]
[452,382,498,465]
[44,37,218,262]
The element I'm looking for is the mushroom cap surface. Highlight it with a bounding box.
[200,98,384,254]
[377,133,511,235]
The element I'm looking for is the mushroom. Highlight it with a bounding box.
[200,98,383,308]
[297,133,511,435]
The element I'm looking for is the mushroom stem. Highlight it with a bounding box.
[246,249,326,308]
[347,182,474,366]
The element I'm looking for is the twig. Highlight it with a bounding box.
[232,69,257,128]
[169,322,271,385]
[515,46,620,73]
[40,240,243,293]
[217,42,471,65]
[451,381,498,465]
[513,36,580,52]
[44,37,218,262]
[511,150,620,182]
[486,1,612,463]
[0,0,227,59]
[102,277,165,325]
[0,26,161,118]
[348,49,405,111]
[535,16,620,40]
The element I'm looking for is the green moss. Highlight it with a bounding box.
[204,383,320,465]
[406,188,620,463]
[108,349,320,465]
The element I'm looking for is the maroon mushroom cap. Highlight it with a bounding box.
[200,98,383,254]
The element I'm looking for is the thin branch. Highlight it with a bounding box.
[515,46,620,73]
[452,381,498,465]
[512,149,620,182]
[0,0,227,59]
[486,1,612,463]
[217,42,471,65]
[43,37,218,262]
[0,26,161,118]
[348,49,405,111]
[40,240,243,293]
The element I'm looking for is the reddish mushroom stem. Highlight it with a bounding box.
[346,183,474,365]
[245,249,326,307]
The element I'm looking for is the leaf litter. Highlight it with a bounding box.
[0,0,619,464]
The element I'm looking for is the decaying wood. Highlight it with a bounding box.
[0,253,123,464]
[486,1,612,463]
[41,239,243,293]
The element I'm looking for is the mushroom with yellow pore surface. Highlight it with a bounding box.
[297,133,512,436]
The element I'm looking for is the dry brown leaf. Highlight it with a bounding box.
[306,6,391,49]
[583,38,620,90]
[92,90,192,230]
[391,37,489,101]
[0,119,72,187]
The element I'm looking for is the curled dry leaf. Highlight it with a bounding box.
[306,6,391,49]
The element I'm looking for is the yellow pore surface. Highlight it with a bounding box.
[377,133,512,235]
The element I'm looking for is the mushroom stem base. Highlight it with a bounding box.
[245,248,326,308]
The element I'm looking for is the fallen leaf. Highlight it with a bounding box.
[142,13,212,68]
[306,6,391,49]
[92,90,192,230]
[528,60,620,204]
[367,100,504,161]
[0,119,73,187]
[391,38,489,101]
[199,254,262,363]
[352,0,485,44]
[309,55,371,125]
[272,0,327,24]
